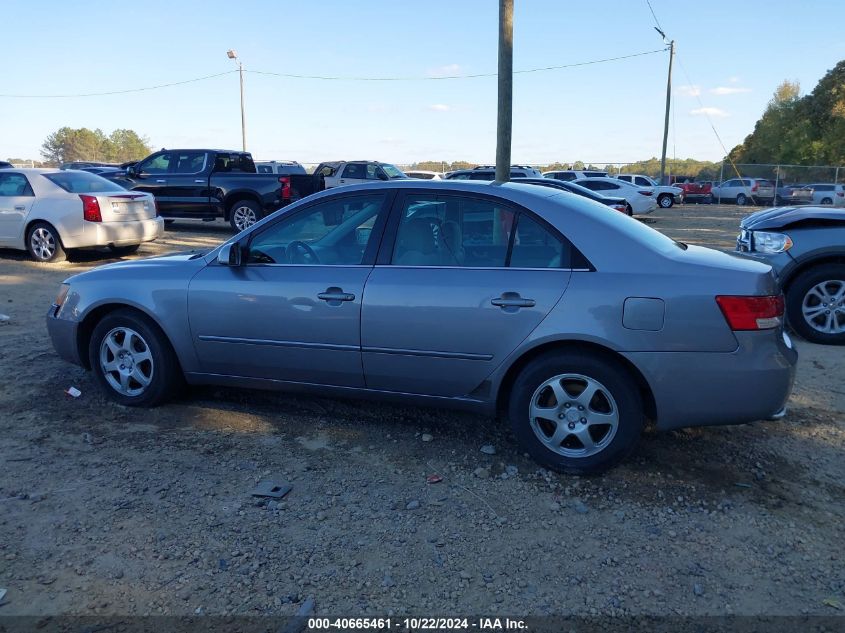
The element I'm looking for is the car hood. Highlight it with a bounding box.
[740,206,845,230]
[62,251,207,284]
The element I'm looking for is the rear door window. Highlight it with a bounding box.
[342,163,365,179]
[0,173,34,196]
[635,176,652,186]
[172,151,207,174]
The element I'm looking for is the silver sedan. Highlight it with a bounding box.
[47,181,797,474]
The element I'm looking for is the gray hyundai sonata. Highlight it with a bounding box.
[47,181,797,474]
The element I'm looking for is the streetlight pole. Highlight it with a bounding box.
[658,38,674,185]
[495,0,514,183]
[227,49,246,152]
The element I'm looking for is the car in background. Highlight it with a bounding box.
[0,161,12,169]
[79,166,123,176]
[60,161,117,170]
[0,169,162,262]
[512,177,630,214]
[405,170,443,180]
[46,179,796,475]
[615,174,684,209]
[255,160,307,175]
[314,161,408,188]
[445,166,542,180]
[573,177,657,215]
[805,183,845,206]
[544,169,609,181]
[670,176,712,204]
[736,205,845,344]
[711,178,775,205]
[774,184,814,206]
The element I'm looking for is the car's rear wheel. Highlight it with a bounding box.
[508,351,644,474]
[736,193,748,206]
[108,244,140,256]
[230,200,262,232]
[89,309,184,406]
[786,264,845,345]
[657,194,674,209]
[625,204,634,216]
[26,222,66,263]
[821,197,833,205]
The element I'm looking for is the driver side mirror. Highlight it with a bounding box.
[125,165,138,177]
[377,170,389,181]
[217,243,241,267]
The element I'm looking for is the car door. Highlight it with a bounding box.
[361,190,572,397]
[0,172,36,243]
[161,150,212,217]
[187,190,392,386]
[336,162,367,187]
[130,151,174,211]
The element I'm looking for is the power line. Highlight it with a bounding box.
[0,48,667,98]
[644,0,664,33]
[0,71,237,99]
[246,48,668,81]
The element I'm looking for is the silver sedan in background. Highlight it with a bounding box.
[46,181,796,474]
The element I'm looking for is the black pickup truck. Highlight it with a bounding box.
[103,149,324,231]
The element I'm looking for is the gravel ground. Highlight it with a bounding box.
[0,204,843,618]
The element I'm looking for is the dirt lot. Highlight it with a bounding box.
[1,204,843,618]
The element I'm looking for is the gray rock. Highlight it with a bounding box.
[480,445,496,455]
[505,465,519,477]
[421,434,434,443]
[693,583,704,596]
[381,574,395,588]
[473,467,490,479]
[573,499,589,514]
[405,500,420,510]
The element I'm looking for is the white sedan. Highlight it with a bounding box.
[572,177,658,215]
[0,168,163,262]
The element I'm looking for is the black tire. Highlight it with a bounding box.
[508,351,644,475]
[736,193,747,206]
[26,221,66,263]
[88,309,184,406]
[820,197,833,205]
[108,244,140,256]
[625,204,634,216]
[163,219,176,226]
[657,194,674,209]
[229,199,263,232]
[785,264,845,345]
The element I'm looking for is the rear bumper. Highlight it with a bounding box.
[62,217,164,248]
[46,308,84,367]
[624,330,797,431]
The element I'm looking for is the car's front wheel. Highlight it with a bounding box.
[508,351,644,474]
[786,264,845,345]
[26,222,66,263]
[89,309,184,406]
[820,197,833,205]
[658,194,674,209]
[229,199,262,232]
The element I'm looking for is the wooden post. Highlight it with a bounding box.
[495,0,514,183]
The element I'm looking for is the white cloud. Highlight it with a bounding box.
[677,84,701,97]
[710,86,751,95]
[427,104,451,112]
[690,107,729,118]
[426,63,461,78]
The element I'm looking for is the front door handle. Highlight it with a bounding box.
[194,179,204,183]
[318,287,355,305]
[14,205,25,211]
[155,179,167,183]
[492,293,536,309]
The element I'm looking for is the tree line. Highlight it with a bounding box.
[39,127,152,165]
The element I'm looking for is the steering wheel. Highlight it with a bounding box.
[286,240,320,264]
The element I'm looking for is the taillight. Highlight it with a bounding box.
[837,192,844,197]
[751,183,758,191]
[279,176,291,201]
[611,204,627,213]
[715,295,784,331]
[80,195,102,222]
[638,191,653,196]
[154,199,160,216]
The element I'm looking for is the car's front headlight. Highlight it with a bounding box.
[752,231,793,253]
[53,283,70,316]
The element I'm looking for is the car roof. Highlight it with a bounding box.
[300,178,565,202]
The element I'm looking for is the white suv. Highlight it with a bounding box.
[615,174,683,209]
[544,169,609,181]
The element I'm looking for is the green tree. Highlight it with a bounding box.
[41,126,151,164]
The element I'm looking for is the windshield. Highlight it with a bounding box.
[44,171,126,193]
[380,163,406,179]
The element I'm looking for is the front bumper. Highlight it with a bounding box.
[46,307,83,367]
[625,330,797,431]
[62,217,164,249]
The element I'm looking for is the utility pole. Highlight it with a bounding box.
[227,49,247,151]
[659,39,674,185]
[495,0,513,183]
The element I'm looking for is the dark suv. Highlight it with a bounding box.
[735,206,845,344]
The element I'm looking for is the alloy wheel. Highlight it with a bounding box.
[232,206,257,231]
[802,280,845,335]
[30,227,56,261]
[529,373,619,458]
[99,327,154,396]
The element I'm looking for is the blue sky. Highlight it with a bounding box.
[3,0,844,165]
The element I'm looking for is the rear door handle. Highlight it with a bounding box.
[492,294,535,308]
[318,288,355,304]
[14,205,26,211]
[194,179,204,183]
[155,179,167,183]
